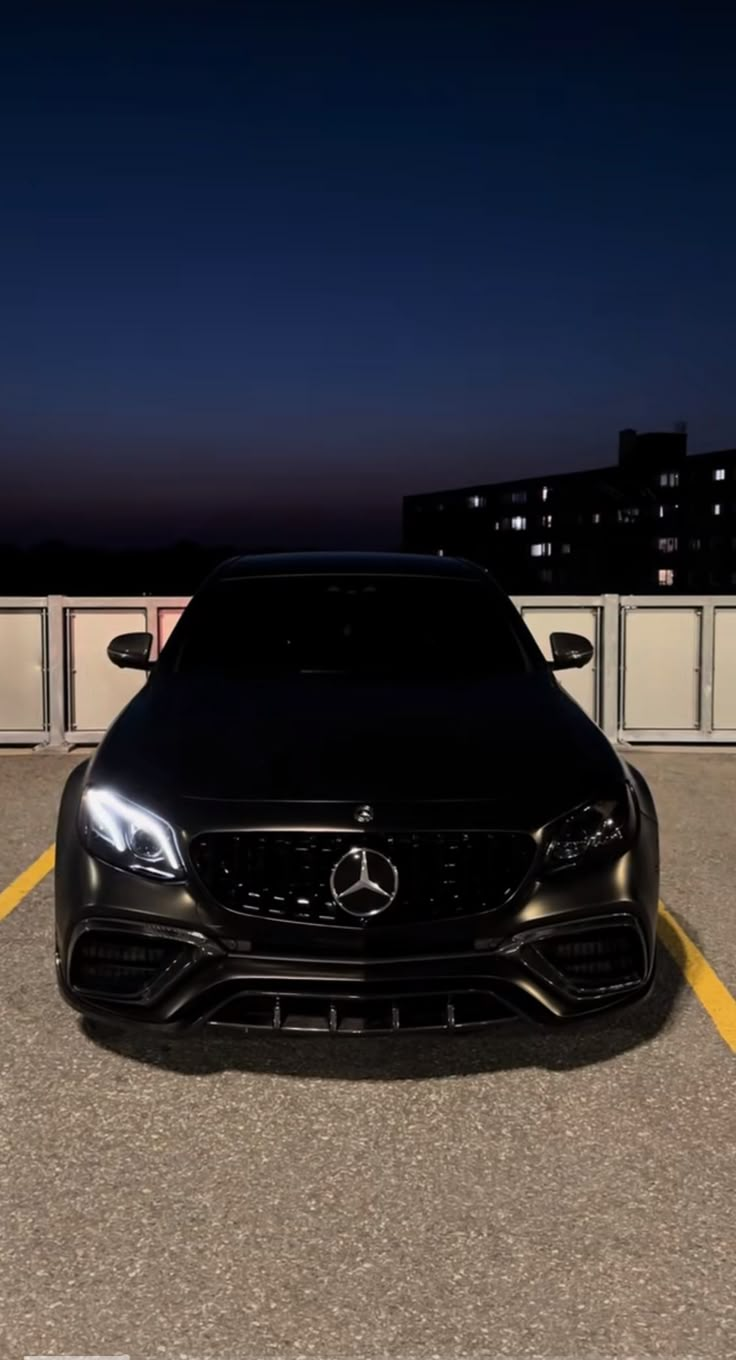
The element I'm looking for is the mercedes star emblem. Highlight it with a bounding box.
[330,847,399,918]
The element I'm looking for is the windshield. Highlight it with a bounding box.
[164,575,535,679]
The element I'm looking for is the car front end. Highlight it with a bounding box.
[55,764,659,1036]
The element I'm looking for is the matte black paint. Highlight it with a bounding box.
[55,553,660,1034]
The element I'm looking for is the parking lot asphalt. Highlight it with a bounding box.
[0,750,733,1360]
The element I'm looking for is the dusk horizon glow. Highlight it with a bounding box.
[3,4,736,548]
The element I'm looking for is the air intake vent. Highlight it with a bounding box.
[532,922,646,991]
[69,931,186,999]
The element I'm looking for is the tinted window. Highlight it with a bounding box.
[165,576,534,678]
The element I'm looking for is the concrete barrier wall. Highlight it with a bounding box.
[1,594,735,746]
[622,607,701,731]
[713,608,736,730]
[0,607,46,735]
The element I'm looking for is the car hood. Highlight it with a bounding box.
[90,671,624,826]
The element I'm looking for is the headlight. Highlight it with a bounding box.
[79,788,185,880]
[544,789,635,870]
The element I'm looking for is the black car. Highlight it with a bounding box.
[55,552,659,1036]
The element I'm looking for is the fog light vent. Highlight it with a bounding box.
[534,923,646,991]
[69,931,184,998]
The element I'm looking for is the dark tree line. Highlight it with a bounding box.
[0,540,289,596]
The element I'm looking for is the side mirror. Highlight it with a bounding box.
[107,632,154,671]
[549,631,594,671]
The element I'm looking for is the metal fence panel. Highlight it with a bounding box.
[1,592,735,747]
[713,607,736,730]
[517,606,599,721]
[157,607,186,652]
[622,607,701,731]
[68,608,147,732]
[0,609,46,732]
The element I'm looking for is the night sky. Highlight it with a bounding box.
[2,3,736,548]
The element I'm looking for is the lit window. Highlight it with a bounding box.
[659,471,679,488]
[561,543,571,555]
[541,486,549,502]
[618,507,639,524]
[493,521,500,530]
[437,548,444,556]
[690,538,702,551]
[592,512,601,524]
[714,468,726,481]
[714,504,722,516]
[541,514,552,527]
[658,568,675,586]
[658,537,678,553]
[509,490,527,505]
[511,515,527,530]
[658,505,665,518]
[530,542,552,557]
[467,494,486,509]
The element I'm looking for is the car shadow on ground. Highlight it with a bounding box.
[82,936,688,1080]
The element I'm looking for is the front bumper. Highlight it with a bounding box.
[56,915,656,1034]
[55,822,660,1034]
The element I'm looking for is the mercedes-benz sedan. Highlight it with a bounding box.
[55,552,659,1036]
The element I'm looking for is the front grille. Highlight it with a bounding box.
[207,987,514,1033]
[531,921,647,992]
[189,830,535,926]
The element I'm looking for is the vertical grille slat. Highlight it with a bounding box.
[189,830,535,926]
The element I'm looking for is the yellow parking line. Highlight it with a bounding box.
[0,845,55,921]
[658,902,736,1053]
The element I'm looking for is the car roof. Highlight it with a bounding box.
[214,551,489,582]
